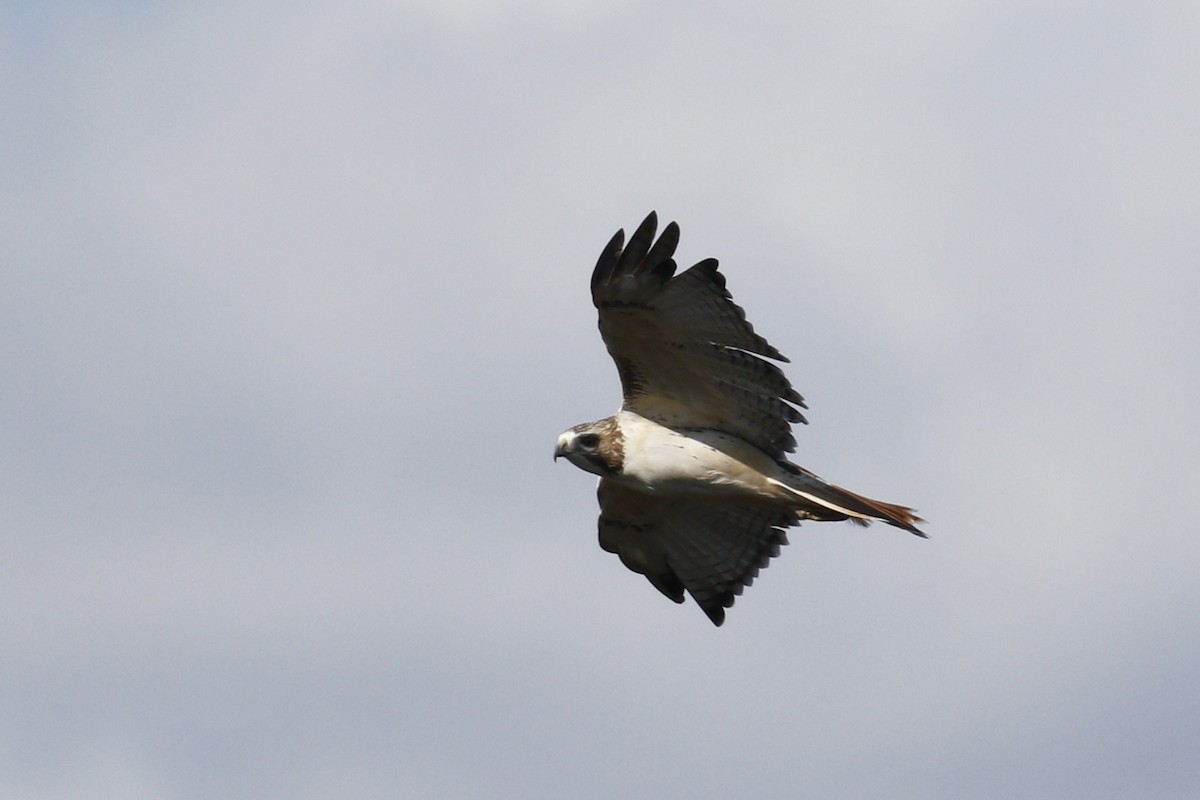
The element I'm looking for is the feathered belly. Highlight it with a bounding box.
[616,421,789,503]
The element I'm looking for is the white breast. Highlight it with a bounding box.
[613,411,787,501]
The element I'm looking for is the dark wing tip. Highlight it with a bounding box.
[700,602,726,626]
[642,220,679,279]
[636,210,658,239]
[615,212,659,274]
[590,227,626,294]
[592,212,682,301]
[645,571,686,604]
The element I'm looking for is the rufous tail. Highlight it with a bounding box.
[779,464,926,537]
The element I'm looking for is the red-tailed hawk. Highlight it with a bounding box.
[555,212,925,626]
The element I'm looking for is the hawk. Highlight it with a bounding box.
[555,212,925,626]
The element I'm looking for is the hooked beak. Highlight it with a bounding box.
[553,437,570,462]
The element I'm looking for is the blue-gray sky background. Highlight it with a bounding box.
[4,2,1199,798]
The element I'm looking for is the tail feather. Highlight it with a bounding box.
[777,463,926,537]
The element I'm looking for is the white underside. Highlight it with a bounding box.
[611,410,797,503]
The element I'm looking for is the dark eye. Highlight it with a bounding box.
[577,433,600,450]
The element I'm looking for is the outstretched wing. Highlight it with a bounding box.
[591,211,805,458]
[596,480,795,626]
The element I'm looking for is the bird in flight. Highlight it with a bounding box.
[554,212,925,626]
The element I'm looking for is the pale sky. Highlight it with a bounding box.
[3,2,1199,798]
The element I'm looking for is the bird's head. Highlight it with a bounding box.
[554,418,623,477]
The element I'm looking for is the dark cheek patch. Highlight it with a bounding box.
[586,454,616,476]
